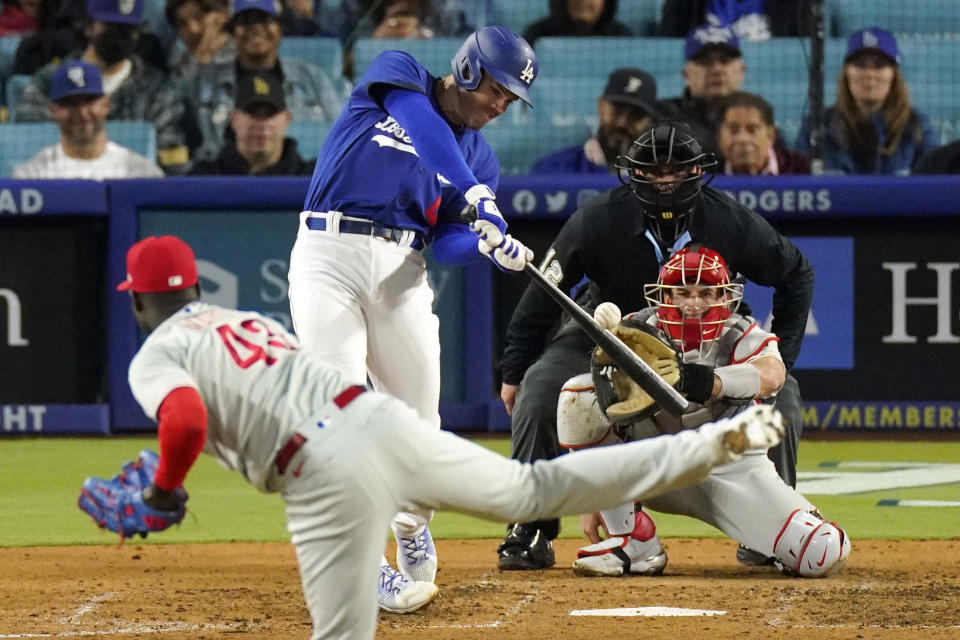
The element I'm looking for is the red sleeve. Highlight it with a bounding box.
[153,386,208,491]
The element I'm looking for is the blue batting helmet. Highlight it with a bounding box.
[451,26,538,107]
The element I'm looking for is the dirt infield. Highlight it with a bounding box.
[2,538,958,639]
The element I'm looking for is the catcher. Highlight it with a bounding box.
[78,235,788,640]
[558,245,850,578]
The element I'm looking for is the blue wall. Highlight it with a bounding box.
[2,175,960,434]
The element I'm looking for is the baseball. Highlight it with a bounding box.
[593,302,621,330]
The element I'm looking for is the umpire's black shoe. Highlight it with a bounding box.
[736,544,776,567]
[497,523,555,570]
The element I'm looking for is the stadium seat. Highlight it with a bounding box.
[481,116,591,174]
[738,39,816,146]
[352,37,461,78]
[4,74,31,121]
[0,35,21,102]
[142,0,176,51]
[487,0,548,34]
[286,120,335,159]
[616,0,662,36]
[534,37,684,81]
[529,77,607,129]
[830,0,955,36]
[279,37,344,79]
[0,121,157,176]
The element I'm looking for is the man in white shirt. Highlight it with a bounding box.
[12,60,164,180]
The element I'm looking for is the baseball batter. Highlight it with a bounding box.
[558,246,850,578]
[80,235,788,640]
[286,25,537,606]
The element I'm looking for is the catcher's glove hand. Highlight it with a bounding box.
[78,450,187,539]
[591,317,681,424]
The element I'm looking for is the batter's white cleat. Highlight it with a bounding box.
[394,524,438,583]
[376,565,438,614]
[573,534,668,577]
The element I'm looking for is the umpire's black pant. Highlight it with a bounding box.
[508,333,804,540]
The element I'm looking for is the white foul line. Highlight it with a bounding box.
[3,591,256,639]
[878,499,960,507]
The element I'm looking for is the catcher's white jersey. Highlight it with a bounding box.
[617,313,812,559]
[639,313,781,436]
[12,142,164,180]
[128,302,349,491]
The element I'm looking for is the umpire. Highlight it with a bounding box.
[497,120,813,570]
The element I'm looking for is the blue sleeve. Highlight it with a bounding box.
[430,223,484,265]
[382,88,481,193]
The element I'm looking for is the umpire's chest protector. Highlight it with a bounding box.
[582,196,663,313]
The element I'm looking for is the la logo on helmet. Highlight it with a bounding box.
[520,59,535,84]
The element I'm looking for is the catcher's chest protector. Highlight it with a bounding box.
[624,310,756,436]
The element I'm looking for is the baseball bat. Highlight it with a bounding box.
[463,205,689,415]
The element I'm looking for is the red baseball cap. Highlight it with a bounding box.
[117,235,198,293]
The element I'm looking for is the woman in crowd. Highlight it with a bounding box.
[796,26,937,175]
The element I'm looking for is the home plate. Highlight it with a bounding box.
[570,607,726,617]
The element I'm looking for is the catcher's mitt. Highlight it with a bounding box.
[591,317,682,424]
[78,450,187,540]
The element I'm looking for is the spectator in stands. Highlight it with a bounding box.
[0,0,40,35]
[913,140,960,175]
[656,23,745,155]
[190,72,314,175]
[164,0,234,76]
[795,27,937,176]
[12,0,167,76]
[13,0,188,172]
[522,0,632,48]
[181,0,344,165]
[659,0,815,40]
[718,91,809,175]
[531,67,658,174]
[338,0,472,44]
[12,60,163,179]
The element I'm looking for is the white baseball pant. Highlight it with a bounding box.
[278,390,737,640]
[288,223,441,530]
[643,452,815,555]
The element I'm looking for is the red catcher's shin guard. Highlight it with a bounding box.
[632,509,657,542]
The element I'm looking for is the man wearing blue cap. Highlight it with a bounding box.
[657,23,746,155]
[12,60,164,179]
[181,0,344,164]
[14,0,189,173]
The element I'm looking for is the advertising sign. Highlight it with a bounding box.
[0,218,107,404]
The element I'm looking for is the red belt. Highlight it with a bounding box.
[275,385,366,474]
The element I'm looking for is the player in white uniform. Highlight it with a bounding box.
[95,235,787,640]
[558,246,851,578]
[287,26,538,607]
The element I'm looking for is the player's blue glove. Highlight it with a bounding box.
[478,233,534,272]
[111,449,159,490]
[78,476,187,539]
[463,184,507,248]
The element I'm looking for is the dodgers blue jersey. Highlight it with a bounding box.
[303,51,499,242]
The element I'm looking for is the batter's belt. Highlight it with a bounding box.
[303,211,425,250]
